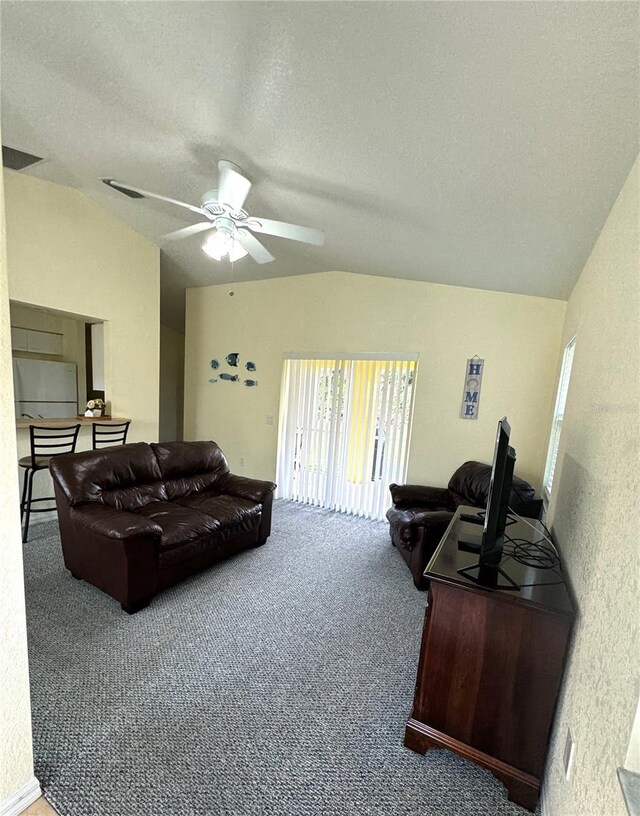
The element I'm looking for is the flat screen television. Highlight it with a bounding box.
[458,417,519,589]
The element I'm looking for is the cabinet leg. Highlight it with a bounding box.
[121,598,151,614]
[404,720,429,754]
[505,783,539,812]
[404,719,539,812]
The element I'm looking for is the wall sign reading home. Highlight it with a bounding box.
[460,357,484,420]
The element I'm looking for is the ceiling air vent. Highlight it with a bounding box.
[2,145,44,171]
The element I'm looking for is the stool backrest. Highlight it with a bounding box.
[29,424,81,468]
[92,420,131,450]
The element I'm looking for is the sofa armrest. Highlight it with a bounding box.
[70,504,162,541]
[387,507,454,546]
[64,503,161,608]
[510,497,543,520]
[410,509,456,530]
[389,483,453,510]
[219,473,277,504]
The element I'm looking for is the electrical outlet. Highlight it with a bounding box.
[239,456,245,467]
[563,729,575,781]
[265,415,274,425]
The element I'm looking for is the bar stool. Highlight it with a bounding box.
[19,424,81,543]
[92,420,131,449]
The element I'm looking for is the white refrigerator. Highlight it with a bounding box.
[13,358,78,418]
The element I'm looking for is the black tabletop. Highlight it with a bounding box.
[424,506,575,617]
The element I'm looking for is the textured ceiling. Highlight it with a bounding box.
[1,1,638,331]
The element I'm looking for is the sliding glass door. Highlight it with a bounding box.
[276,354,418,521]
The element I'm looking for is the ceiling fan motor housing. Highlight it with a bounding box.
[213,216,235,238]
[201,190,225,217]
[201,190,249,221]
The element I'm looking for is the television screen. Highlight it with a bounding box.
[480,417,516,566]
[457,417,519,590]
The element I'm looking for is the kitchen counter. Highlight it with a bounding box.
[16,416,131,429]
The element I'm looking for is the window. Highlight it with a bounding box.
[543,337,576,499]
[276,353,418,521]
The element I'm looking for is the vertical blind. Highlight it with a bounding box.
[543,337,576,498]
[276,354,418,521]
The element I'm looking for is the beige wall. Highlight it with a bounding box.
[184,271,566,488]
[159,324,185,442]
[0,142,36,803]
[544,157,639,815]
[4,169,160,445]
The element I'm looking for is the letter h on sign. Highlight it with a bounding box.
[460,358,484,420]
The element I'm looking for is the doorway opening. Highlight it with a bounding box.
[10,301,106,419]
[276,354,418,521]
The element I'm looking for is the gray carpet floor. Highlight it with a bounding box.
[24,500,535,816]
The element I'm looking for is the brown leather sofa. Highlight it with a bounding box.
[49,440,276,613]
[387,460,542,589]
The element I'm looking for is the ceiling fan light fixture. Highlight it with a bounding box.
[202,230,248,262]
[202,229,232,260]
[228,240,248,262]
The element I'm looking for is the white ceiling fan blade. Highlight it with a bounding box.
[217,161,252,211]
[162,222,215,241]
[246,217,325,246]
[235,228,275,264]
[101,178,209,217]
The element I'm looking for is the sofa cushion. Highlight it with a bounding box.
[176,493,261,533]
[151,441,230,501]
[133,502,220,550]
[448,460,536,508]
[50,442,167,510]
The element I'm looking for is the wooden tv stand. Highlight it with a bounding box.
[404,506,574,811]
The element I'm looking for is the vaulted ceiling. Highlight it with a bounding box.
[1,1,638,330]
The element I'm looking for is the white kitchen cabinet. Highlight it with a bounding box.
[11,327,64,356]
[11,326,28,351]
[27,329,63,355]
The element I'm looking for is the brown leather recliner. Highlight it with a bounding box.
[50,440,276,613]
[387,460,542,589]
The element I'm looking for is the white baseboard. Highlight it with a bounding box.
[0,776,41,816]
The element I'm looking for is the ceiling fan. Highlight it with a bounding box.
[101,161,325,264]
